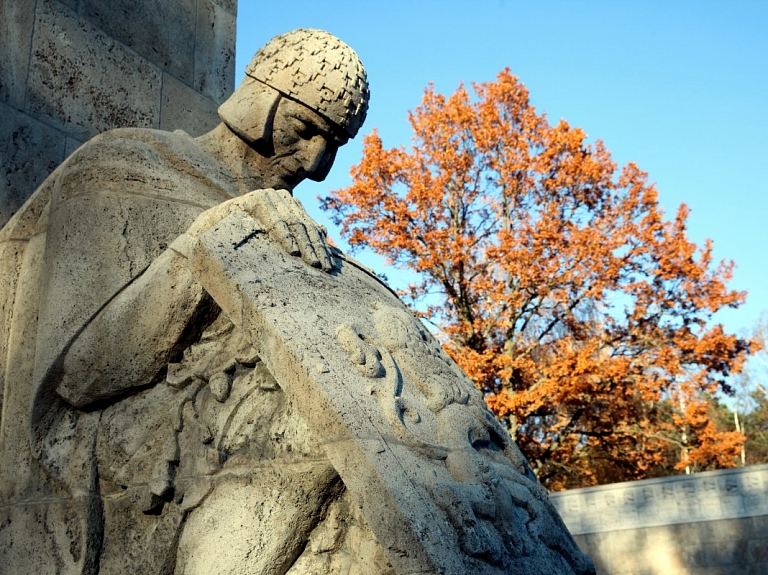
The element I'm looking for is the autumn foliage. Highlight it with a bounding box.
[321,69,756,490]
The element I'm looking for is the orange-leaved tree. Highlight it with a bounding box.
[321,69,755,490]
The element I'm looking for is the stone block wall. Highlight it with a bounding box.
[550,463,768,574]
[0,0,236,228]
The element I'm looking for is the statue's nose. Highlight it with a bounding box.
[301,136,327,174]
[305,138,338,182]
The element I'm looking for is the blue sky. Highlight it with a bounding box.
[236,1,768,338]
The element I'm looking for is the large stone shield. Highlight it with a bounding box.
[190,210,594,575]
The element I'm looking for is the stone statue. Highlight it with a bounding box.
[0,29,595,575]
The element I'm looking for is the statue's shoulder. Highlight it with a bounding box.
[52,127,233,208]
[0,129,179,242]
[61,127,199,179]
[79,126,197,152]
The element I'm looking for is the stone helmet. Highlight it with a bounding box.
[219,29,369,144]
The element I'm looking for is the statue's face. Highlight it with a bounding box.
[268,98,348,190]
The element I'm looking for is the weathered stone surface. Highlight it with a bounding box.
[1,0,235,230]
[79,0,197,84]
[64,136,84,158]
[0,0,35,108]
[209,0,237,16]
[287,489,396,574]
[190,209,594,574]
[57,0,79,11]
[0,102,66,226]
[27,0,162,142]
[0,500,86,575]
[160,73,220,136]
[194,0,236,104]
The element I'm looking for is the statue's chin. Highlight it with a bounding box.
[261,173,300,193]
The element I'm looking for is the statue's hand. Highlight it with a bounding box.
[183,188,336,272]
[248,188,336,272]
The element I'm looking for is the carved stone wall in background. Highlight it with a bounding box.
[550,464,768,574]
[0,0,236,228]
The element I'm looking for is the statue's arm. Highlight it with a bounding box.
[55,247,215,408]
[49,187,334,409]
